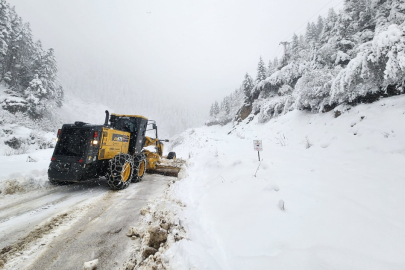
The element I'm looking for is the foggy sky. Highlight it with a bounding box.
[8,0,343,117]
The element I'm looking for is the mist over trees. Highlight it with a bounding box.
[208,0,405,125]
[0,0,63,119]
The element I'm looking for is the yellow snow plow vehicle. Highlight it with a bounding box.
[48,111,180,190]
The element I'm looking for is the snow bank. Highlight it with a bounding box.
[166,95,405,269]
[0,149,54,195]
[123,161,189,270]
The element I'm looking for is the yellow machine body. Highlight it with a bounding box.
[143,136,180,177]
[143,136,163,170]
[98,127,130,160]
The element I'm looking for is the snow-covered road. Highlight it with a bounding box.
[0,175,169,270]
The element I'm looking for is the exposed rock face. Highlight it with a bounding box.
[238,103,252,121]
[1,96,29,114]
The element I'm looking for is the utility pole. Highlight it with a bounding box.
[280,41,289,52]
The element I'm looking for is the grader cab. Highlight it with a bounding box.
[48,111,180,190]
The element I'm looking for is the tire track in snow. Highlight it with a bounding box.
[0,191,114,270]
[0,194,72,224]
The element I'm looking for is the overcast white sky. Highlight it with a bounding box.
[9,0,344,116]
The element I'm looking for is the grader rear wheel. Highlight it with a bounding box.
[132,154,147,183]
[107,153,134,190]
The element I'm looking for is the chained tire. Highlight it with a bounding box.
[167,152,176,160]
[107,153,134,190]
[132,154,147,183]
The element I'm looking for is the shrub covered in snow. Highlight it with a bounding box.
[295,68,335,111]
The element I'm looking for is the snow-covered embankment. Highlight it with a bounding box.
[163,95,405,270]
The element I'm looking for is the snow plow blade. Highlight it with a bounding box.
[147,165,180,177]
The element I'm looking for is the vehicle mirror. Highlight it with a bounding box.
[153,124,157,130]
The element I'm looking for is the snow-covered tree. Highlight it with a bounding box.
[305,22,318,44]
[256,56,267,83]
[222,97,230,114]
[207,0,405,125]
[209,104,214,117]
[0,0,64,117]
[291,34,300,60]
[316,16,324,39]
[0,0,11,79]
[242,72,254,97]
[213,101,220,116]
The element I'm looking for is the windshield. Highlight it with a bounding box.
[54,128,89,157]
[113,119,137,133]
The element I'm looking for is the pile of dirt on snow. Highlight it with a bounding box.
[122,164,188,270]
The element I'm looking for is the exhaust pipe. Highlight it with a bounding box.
[104,110,109,126]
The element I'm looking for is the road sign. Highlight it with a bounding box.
[253,140,262,161]
[253,140,262,151]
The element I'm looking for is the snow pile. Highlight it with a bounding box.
[123,161,188,270]
[0,148,53,196]
[164,95,405,269]
[0,119,55,195]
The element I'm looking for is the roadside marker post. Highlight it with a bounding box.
[253,140,262,161]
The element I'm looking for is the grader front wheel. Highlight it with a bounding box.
[107,154,134,190]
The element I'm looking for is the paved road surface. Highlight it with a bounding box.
[0,174,169,270]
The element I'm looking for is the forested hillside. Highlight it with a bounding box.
[0,0,63,122]
[208,0,405,125]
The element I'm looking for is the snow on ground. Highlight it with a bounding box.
[0,119,55,195]
[164,95,405,270]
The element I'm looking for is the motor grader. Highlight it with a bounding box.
[48,111,179,190]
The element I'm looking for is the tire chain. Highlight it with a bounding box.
[107,153,134,190]
[132,153,147,183]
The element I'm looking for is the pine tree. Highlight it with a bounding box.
[273,57,279,70]
[267,59,273,77]
[0,0,64,116]
[291,33,299,51]
[0,0,11,80]
[291,33,300,59]
[213,101,220,116]
[316,16,324,39]
[320,8,338,42]
[298,34,306,49]
[305,22,315,43]
[5,7,22,88]
[18,22,34,89]
[256,56,267,83]
[223,97,230,114]
[242,72,254,97]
